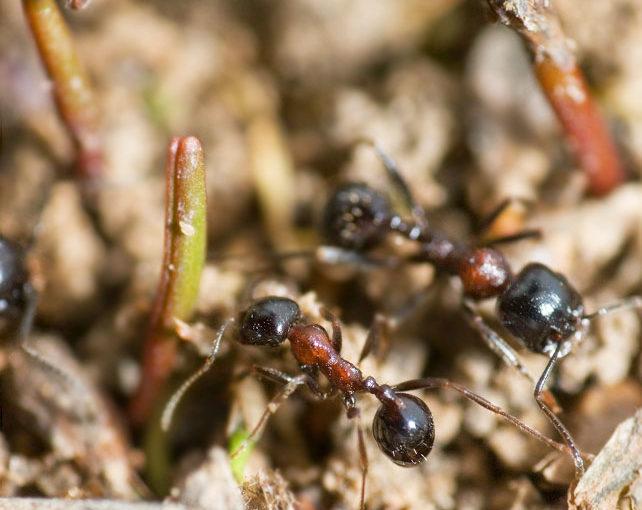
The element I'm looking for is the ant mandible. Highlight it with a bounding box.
[321,142,642,478]
[162,295,571,509]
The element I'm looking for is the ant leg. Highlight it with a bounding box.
[356,419,368,510]
[18,284,38,344]
[359,285,438,365]
[584,295,642,320]
[482,229,542,247]
[392,377,573,458]
[300,365,338,400]
[316,245,401,270]
[478,198,532,233]
[462,302,561,413]
[230,367,307,459]
[17,285,95,418]
[210,249,317,274]
[161,319,233,431]
[343,395,368,510]
[358,313,389,364]
[320,308,342,353]
[477,198,541,246]
[534,343,585,477]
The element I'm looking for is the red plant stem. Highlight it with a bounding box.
[534,59,625,196]
[485,0,626,196]
[129,137,207,427]
[130,332,178,428]
[23,0,102,182]
[66,0,91,9]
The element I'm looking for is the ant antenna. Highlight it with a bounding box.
[359,139,430,234]
[481,229,542,246]
[583,295,642,320]
[17,285,96,419]
[356,415,368,510]
[161,318,234,432]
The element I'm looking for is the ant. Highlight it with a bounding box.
[320,142,642,478]
[161,295,572,509]
[1,235,46,360]
[0,234,89,405]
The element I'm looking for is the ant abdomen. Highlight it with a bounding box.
[372,393,435,466]
[322,183,391,250]
[0,236,29,336]
[238,296,301,347]
[497,263,584,355]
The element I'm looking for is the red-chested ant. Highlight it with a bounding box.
[162,295,572,509]
[320,142,642,477]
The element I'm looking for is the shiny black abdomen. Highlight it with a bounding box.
[372,393,435,466]
[497,263,583,354]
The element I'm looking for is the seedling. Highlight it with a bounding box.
[129,136,207,427]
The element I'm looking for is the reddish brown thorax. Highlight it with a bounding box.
[457,247,512,300]
[288,324,364,393]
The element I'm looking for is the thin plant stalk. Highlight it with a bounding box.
[129,136,207,427]
[66,0,91,9]
[23,0,102,183]
[485,0,626,196]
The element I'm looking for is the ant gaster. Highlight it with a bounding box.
[162,295,571,509]
[321,142,641,477]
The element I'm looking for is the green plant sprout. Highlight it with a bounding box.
[129,136,207,427]
[228,426,256,484]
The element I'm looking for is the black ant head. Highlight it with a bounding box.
[322,183,391,251]
[238,296,301,347]
[372,393,435,466]
[0,236,29,336]
[497,262,584,355]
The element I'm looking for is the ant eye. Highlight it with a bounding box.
[372,393,435,466]
[322,183,391,250]
[0,236,28,334]
[498,262,584,354]
[239,296,300,347]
